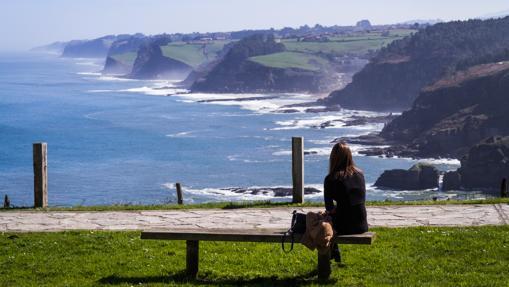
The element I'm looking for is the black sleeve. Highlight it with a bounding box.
[347,172,366,206]
[324,176,335,211]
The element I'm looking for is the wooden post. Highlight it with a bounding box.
[317,249,331,281]
[3,195,9,208]
[292,137,304,203]
[176,183,183,205]
[186,240,199,278]
[33,143,48,208]
[501,178,508,198]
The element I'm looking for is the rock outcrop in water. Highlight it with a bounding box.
[443,136,509,191]
[128,43,192,79]
[375,163,439,190]
[226,186,321,197]
[321,17,509,111]
[442,171,461,191]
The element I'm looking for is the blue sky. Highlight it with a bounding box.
[1,0,509,50]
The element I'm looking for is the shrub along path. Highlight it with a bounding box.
[1,204,508,232]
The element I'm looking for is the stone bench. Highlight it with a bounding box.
[140,228,376,280]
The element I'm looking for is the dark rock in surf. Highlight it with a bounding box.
[445,136,509,190]
[442,171,461,191]
[226,186,321,197]
[375,163,439,190]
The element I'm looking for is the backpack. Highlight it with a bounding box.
[281,210,306,252]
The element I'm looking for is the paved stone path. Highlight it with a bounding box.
[0,204,508,232]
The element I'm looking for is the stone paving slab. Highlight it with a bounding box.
[0,204,508,232]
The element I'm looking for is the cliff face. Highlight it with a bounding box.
[128,43,192,79]
[322,58,444,111]
[191,59,339,93]
[61,35,129,58]
[30,41,68,54]
[380,62,509,158]
[107,34,146,55]
[322,17,509,111]
[190,34,336,93]
[102,35,146,75]
[102,57,131,75]
[443,136,509,190]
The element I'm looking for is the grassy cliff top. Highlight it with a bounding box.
[110,30,415,71]
[282,30,413,55]
[160,41,230,68]
[247,29,415,71]
[110,51,138,66]
[248,51,328,71]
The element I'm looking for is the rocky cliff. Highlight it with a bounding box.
[191,34,288,92]
[102,56,131,75]
[189,34,340,93]
[61,35,131,58]
[379,62,509,158]
[191,60,339,93]
[30,41,68,54]
[443,136,509,190]
[107,34,146,55]
[102,35,146,75]
[321,17,509,111]
[128,43,192,79]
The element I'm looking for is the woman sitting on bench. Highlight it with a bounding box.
[324,142,368,261]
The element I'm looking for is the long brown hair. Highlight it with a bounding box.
[329,142,360,179]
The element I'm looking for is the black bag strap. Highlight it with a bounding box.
[281,230,294,253]
[281,210,298,253]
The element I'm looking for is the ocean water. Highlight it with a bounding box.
[0,52,480,207]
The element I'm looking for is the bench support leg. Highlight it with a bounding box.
[317,249,331,280]
[186,240,199,278]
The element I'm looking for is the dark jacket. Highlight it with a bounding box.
[324,171,368,234]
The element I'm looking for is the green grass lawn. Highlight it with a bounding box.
[282,38,396,56]
[1,226,508,286]
[388,28,416,37]
[248,51,329,71]
[279,29,415,57]
[160,41,229,68]
[248,30,415,70]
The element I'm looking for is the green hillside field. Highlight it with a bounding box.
[248,29,415,71]
[111,29,415,72]
[249,51,328,71]
[161,41,230,68]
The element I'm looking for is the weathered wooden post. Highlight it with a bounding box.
[292,137,304,203]
[3,195,10,208]
[501,178,508,198]
[176,182,183,205]
[33,142,48,208]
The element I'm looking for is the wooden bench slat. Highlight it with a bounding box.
[140,229,375,244]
